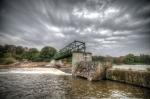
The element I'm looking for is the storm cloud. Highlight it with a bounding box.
[0,0,150,56]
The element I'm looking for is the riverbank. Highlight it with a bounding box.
[113,63,149,66]
[0,62,71,69]
[0,62,49,69]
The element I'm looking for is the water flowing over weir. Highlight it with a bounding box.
[0,68,71,75]
[0,68,150,99]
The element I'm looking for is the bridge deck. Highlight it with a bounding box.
[54,40,86,60]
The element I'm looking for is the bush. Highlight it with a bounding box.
[2,57,15,65]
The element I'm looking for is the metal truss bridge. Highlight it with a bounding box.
[54,40,86,60]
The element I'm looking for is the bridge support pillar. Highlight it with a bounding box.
[72,52,92,75]
[51,59,62,66]
[72,52,92,65]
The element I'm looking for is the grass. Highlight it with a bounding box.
[113,69,125,80]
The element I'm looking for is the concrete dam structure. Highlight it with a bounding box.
[52,40,113,81]
[106,69,150,88]
[52,40,150,88]
[72,61,112,81]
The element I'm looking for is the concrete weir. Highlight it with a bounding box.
[106,69,150,88]
[72,61,150,88]
[72,61,112,81]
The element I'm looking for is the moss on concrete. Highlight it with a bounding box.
[106,69,150,88]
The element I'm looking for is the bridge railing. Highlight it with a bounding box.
[54,40,86,60]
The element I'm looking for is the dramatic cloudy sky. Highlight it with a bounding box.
[0,0,150,56]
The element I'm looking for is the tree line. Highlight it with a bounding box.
[92,53,150,65]
[1,44,150,65]
[0,44,57,64]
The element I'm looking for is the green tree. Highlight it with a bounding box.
[113,57,121,65]
[15,46,24,55]
[120,56,125,63]
[124,54,135,64]
[134,56,140,63]
[40,46,57,62]
[92,55,105,61]
[4,44,16,57]
[2,57,15,65]
[27,48,39,61]
[15,54,23,61]
[140,54,150,64]
[21,47,28,59]
[13,46,25,61]
[105,55,113,62]
[33,53,41,62]
[143,55,150,64]
[0,45,4,62]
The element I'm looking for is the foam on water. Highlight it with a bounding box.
[0,68,71,75]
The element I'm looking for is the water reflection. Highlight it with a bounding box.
[69,77,150,98]
[0,68,149,99]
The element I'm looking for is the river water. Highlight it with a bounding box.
[113,65,150,70]
[0,68,150,99]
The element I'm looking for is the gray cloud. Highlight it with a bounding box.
[0,0,150,56]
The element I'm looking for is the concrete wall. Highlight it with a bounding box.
[106,69,150,88]
[72,61,112,81]
[51,60,62,66]
[72,52,92,68]
[72,61,105,81]
[85,53,92,62]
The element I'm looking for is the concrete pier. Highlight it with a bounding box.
[51,59,62,66]
[72,61,112,81]
[72,52,92,67]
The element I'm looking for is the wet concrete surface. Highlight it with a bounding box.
[0,68,150,99]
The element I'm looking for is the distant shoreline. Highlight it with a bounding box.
[0,62,71,69]
[113,63,149,66]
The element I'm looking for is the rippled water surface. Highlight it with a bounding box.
[0,68,150,99]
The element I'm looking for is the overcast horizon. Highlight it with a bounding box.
[0,0,150,57]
